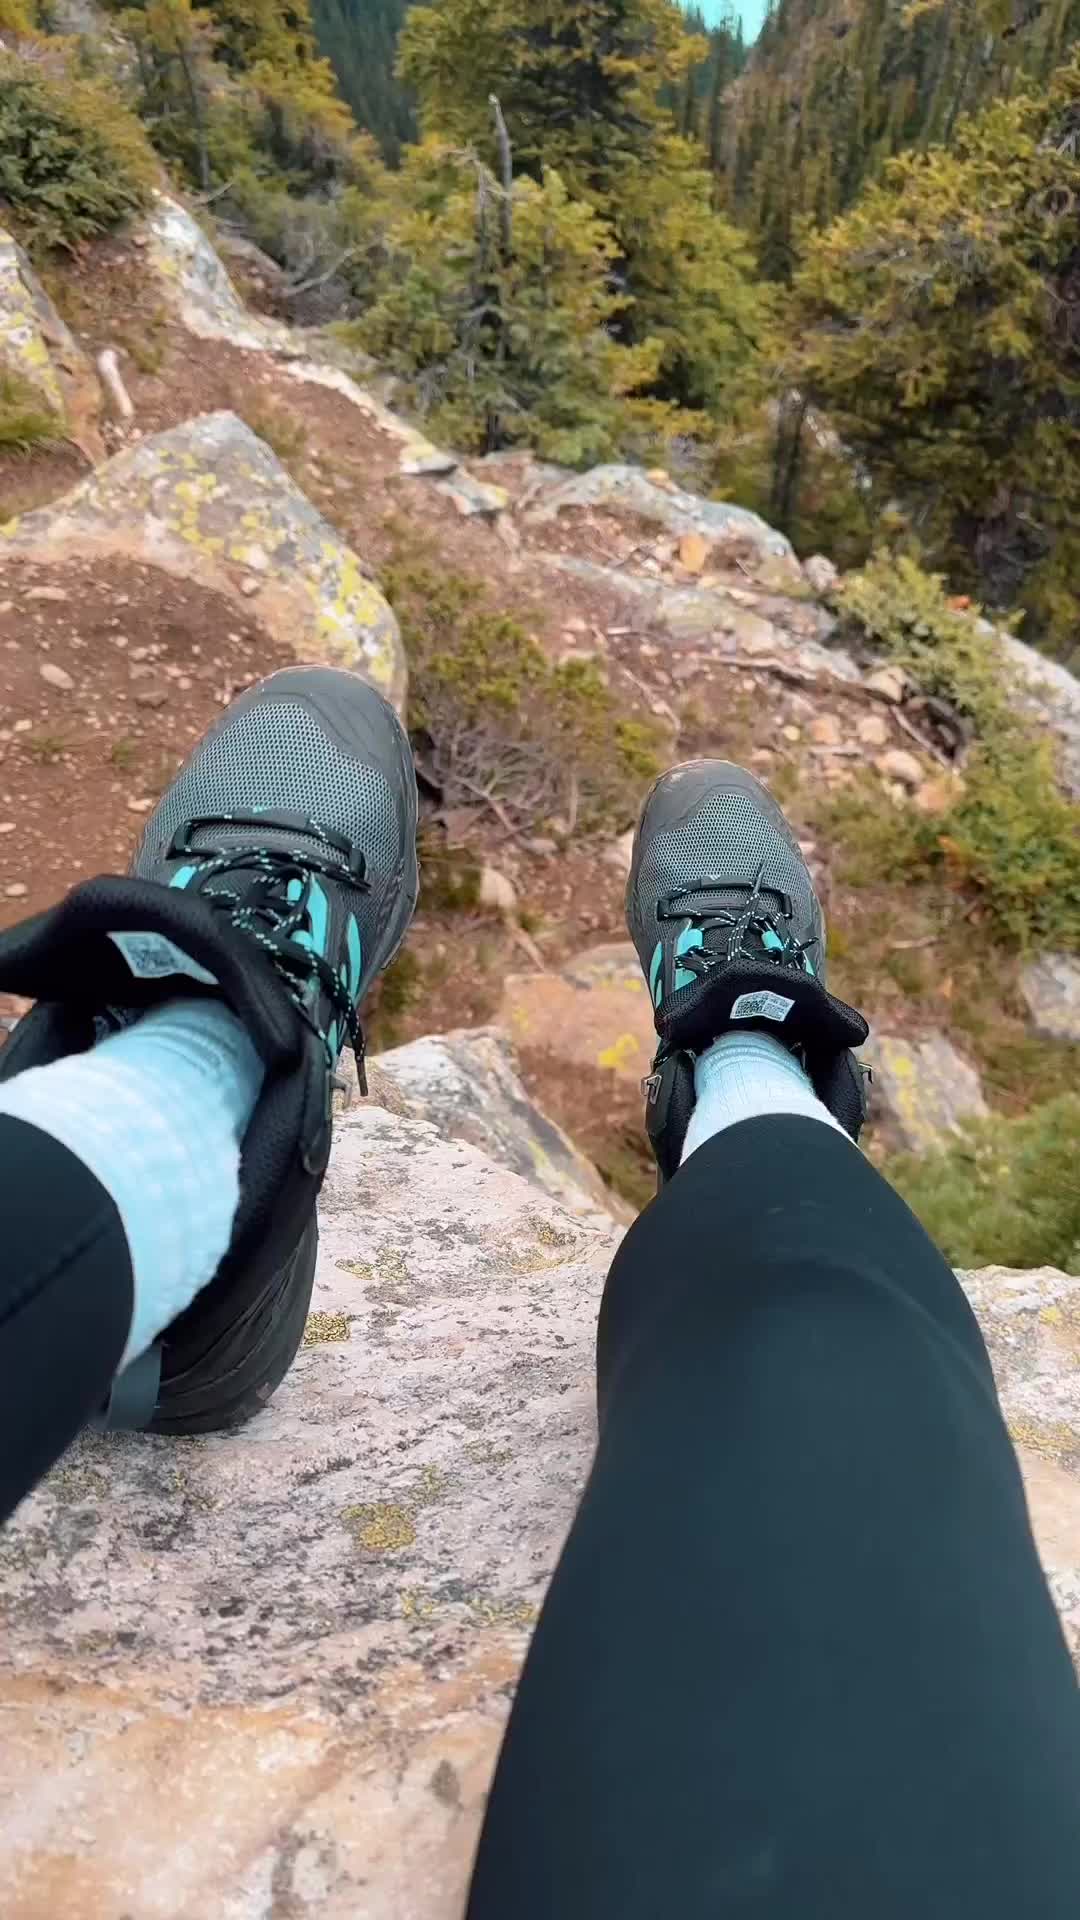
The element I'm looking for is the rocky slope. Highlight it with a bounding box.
[1,187,1079,1913]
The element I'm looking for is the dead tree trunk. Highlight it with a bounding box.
[483,95,515,453]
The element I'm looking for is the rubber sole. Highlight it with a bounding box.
[146,1213,319,1435]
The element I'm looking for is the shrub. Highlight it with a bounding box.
[831,553,1080,950]
[833,552,1012,739]
[884,1095,1080,1275]
[0,58,155,254]
[0,369,59,452]
[385,555,661,839]
[240,401,307,465]
[939,739,1080,951]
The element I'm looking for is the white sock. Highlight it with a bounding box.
[680,1030,851,1164]
[0,1000,264,1368]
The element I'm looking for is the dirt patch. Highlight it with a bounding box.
[0,556,288,930]
[0,441,89,523]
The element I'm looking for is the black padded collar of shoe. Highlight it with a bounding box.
[655,958,869,1060]
[0,875,302,1073]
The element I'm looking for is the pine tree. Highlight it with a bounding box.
[400,0,689,203]
[118,0,220,188]
[781,50,1080,658]
[349,135,671,461]
[399,0,765,422]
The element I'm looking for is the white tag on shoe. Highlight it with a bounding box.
[109,931,218,987]
[730,990,796,1023]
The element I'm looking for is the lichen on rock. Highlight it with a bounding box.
[2,410,406,709]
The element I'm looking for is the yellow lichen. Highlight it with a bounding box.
[342,1502,416,1552]
[302,1311,352,1347]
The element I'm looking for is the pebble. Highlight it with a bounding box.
[25,586,69,604]
[782,724,802,744]
[478,867,517,914]
[4,883,28,899]
[864,665,909,704]
[602,830,635,878]
[678,532,710,574]
[804,554,839,596]
[808,713,842,747]
[0,823,15,834]
[857,713,889,748]
[134,685,170,709]
[876,748,924,790]
[239,577,262,597]
[126,797,155,814]
[39,662,75,692]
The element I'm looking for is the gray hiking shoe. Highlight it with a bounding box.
[625,759,869,1180]
[0,667,419,1431]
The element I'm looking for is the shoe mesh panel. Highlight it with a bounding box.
[636,793,810,937]
[140,700,398,877]
[133,699,402,966]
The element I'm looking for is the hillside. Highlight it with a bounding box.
[721,0,1080,269]
[312,0,416,160]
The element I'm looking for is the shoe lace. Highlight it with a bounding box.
[658,860,819,979]
[180,815,372,1080]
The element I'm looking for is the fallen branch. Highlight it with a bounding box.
[193,176,239,207]
[718,653,842,692]
[96,348,134,423]
[454,773,521,838]
[892,704,954,769]
[281,247,363,300]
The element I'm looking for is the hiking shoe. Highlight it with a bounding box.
[626,760,869,1181]
[0,666,418,1432]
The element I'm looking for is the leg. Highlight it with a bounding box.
[468,1117,1080,1917]
[470,756,1080,1916]
[0,1116,133,1517]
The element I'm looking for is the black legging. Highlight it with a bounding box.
[2,1110,1079,1914]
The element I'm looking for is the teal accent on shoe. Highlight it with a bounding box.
[329,914,364,1059]
[674,924,704,993]
[649,940,663,1008]
[286,875,329,961]
[764,925,816,975]
[346,914,363,999]
[169,864,199,891]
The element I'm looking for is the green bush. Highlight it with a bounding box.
[834,552,1011,739]
[939,739,1080,951]
[385,554,661,838]
[0,58,155,254]
[831,553,1080,951]
[0,369,59,452]
[884,1095,1080,1275]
